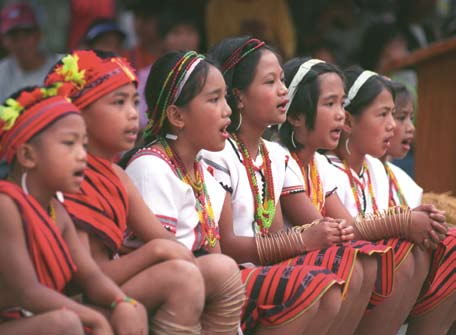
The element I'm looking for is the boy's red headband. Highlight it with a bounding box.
[0,86,80,164]
[45,50,137,109]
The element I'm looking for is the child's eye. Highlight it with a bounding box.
[114,99,125,105]
[63,140,75,146]
[134,99,140,107]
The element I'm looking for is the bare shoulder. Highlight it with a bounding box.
[0,193,23,234]
[112,163,135,194]
[53,199,72,233]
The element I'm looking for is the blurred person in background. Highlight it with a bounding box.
[0,2,61,102]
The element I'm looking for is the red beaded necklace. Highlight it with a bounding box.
[232,134,276,235]
[291,152,324,213]
[160,137,219,248]
[343,160,378,216]
[384,163,407,207]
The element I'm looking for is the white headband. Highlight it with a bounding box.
[345,70,377,107]
[173,57,204,104]
[285,59,324,113]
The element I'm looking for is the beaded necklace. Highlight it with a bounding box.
[384,163,407,207]
[159,137,218,248]
[232,134,276,235]
[291,152,324,213]
[343,160,378,216]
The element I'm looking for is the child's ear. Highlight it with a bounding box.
[343,111,353,133]
[287,114,305,129]
[166,104,185,129]
[15,144,38,170]
[232,88,244,110]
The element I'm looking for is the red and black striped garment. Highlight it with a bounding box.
[0,181,76,290]
[240,263,343,333]
[410,228,456,316]
[0,181,76,321]
[64,154,128,255]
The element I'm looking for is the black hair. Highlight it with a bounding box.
[279,57,345,151]
[118,51,215,167]
[359,21,404,71]
[208,36,278,132]
[344,65,394,117]
[157,5,201,40]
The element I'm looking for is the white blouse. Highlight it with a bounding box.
[201,137,304,237]
[325,154,390,217]
[125,147,226,251]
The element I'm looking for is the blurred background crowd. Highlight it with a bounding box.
[0,0,455,176]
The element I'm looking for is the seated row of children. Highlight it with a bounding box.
[0,35,454,335]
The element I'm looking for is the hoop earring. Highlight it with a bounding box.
[291,130,297,149]
[165,133,178,141]
[21,171,64,202]
[21,171,29,194]
[345,137,352,155]
[234,113,242,132]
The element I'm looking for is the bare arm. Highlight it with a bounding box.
[280,191,323,225]
[0,195,111,333]
[114,165,175,241]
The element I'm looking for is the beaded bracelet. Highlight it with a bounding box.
[110,296,138,310]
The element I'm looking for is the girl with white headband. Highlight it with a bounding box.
[323,66,448,334]
[119,51,247,335]
[380,81,456,335]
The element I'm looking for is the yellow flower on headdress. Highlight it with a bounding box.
[0,98,24,130]
[41,83,62,98]
[58,54,86,88]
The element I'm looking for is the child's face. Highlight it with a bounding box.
[349,88,396,158]
[387,99,415,159]
[237,50,288,130]
[32,114,87,193]
[180,65,231,152]
[293,72,345,151]
[82,83,139,158]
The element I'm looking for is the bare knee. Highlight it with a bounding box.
[411,247,430,280]
[197,254,239,293]
[318,286,342,319]
[359,255,377,287]
[396,252,415,282]
[47,310,84,334]
[346,260,363,295]
[167,259,205,309]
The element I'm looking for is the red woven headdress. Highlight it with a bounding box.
[45,50,137,109]
[0,84,80,164]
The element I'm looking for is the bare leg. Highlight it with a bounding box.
[328,255,377,335]
[121,259,205,328]
[407,293,456,335]
[302,285,343,335]
[196,254,244,335]
[356,247,430,335]
[0,309,84,335]
[254,298,320,335]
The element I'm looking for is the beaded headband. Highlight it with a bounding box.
[144,51,205,138]
[0,85,80,164]
[285,58,324,113]
[222,38,265,74]
[45,50,137,109]
[345,70,377,107]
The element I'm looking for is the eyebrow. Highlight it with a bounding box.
[321,93,345,100]
[206,88,224,96]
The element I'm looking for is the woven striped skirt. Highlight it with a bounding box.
[411,229,456,315]
[240,263,342,333]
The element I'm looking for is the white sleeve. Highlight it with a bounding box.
[126,155,184,233]
[282,150,306,196]
[315,153,338,197]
